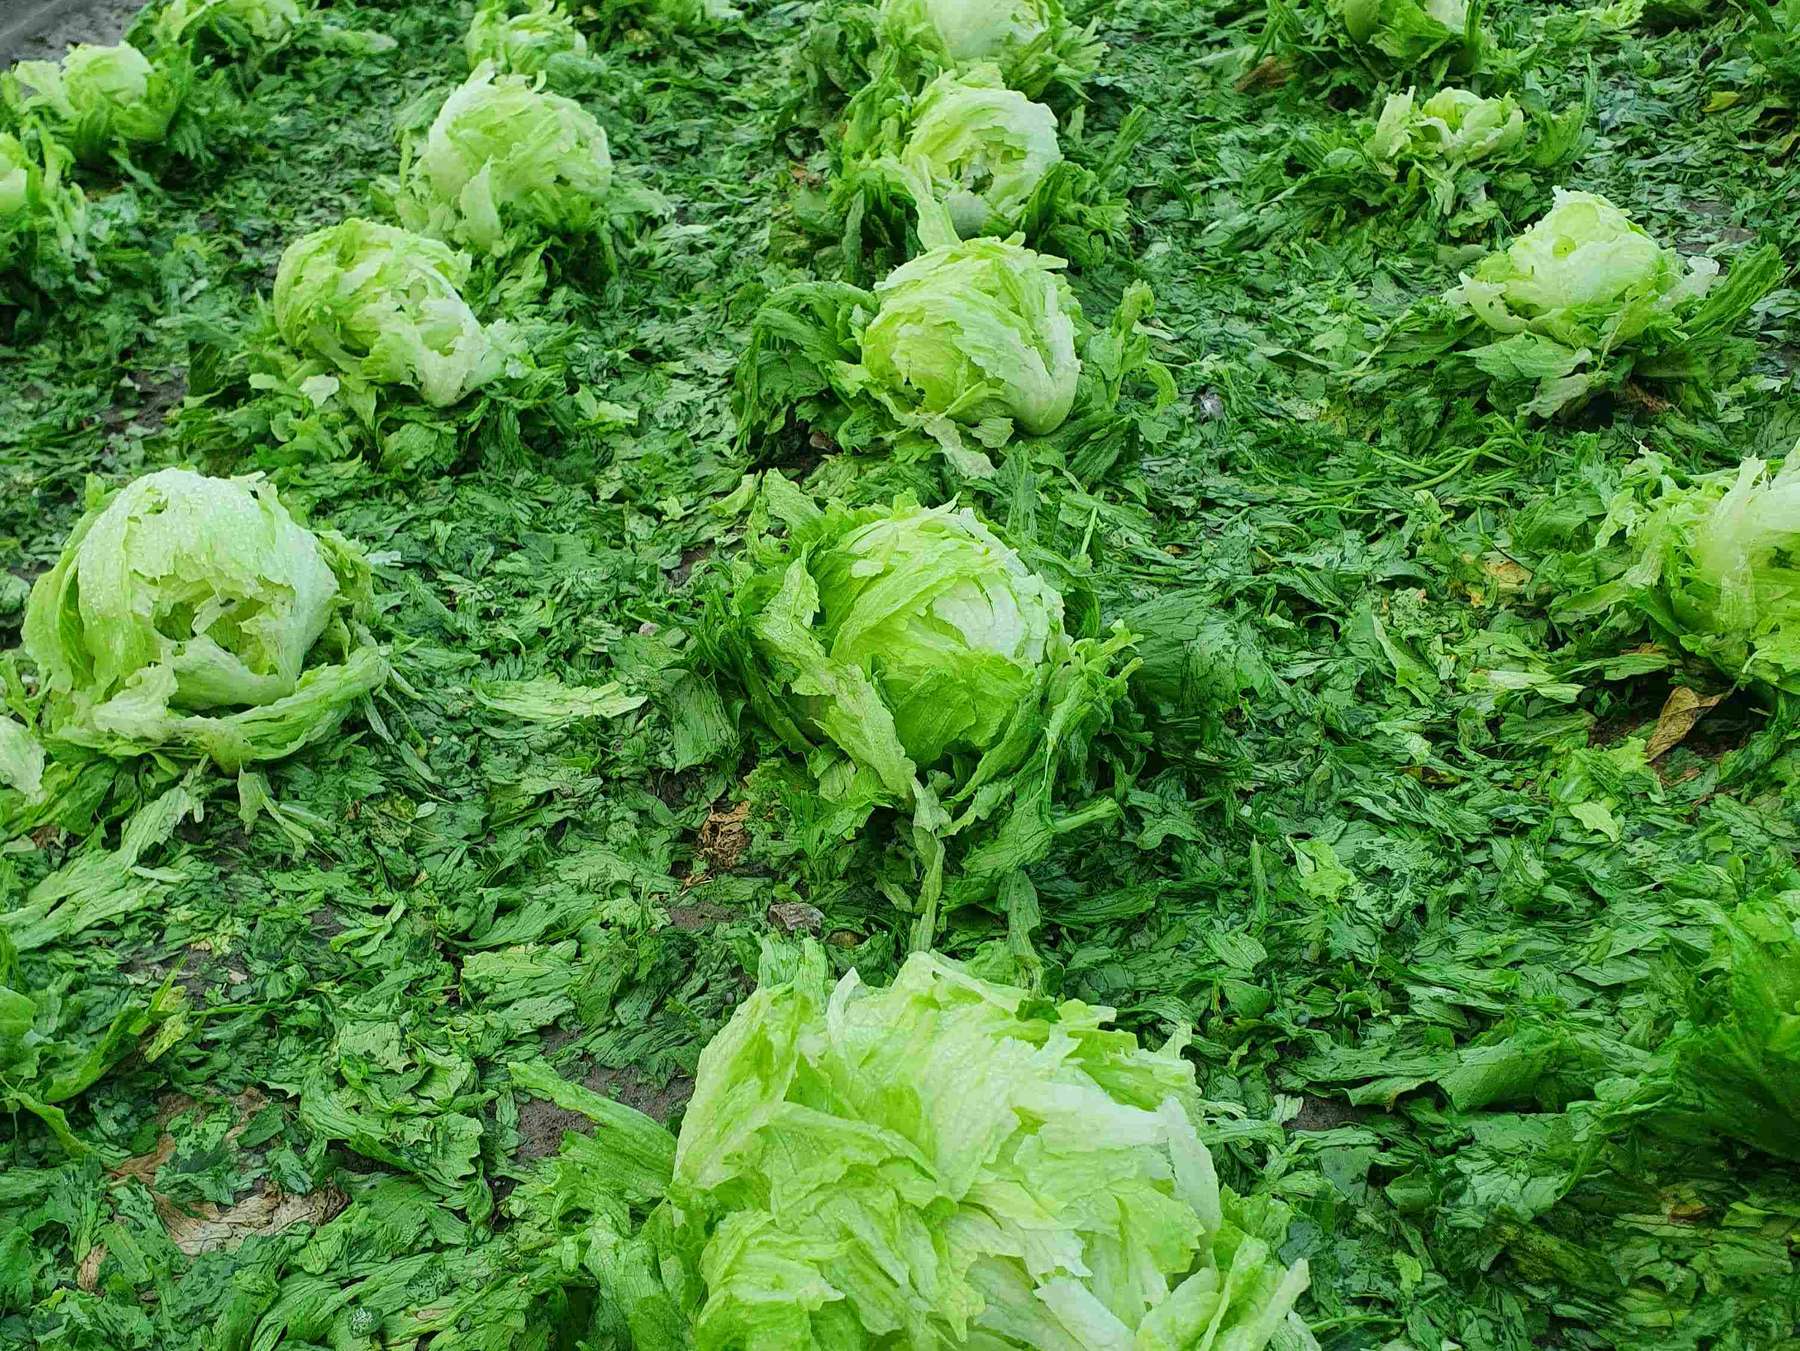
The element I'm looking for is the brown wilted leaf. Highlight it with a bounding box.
[162,1185,348,1257]
[76,1243,107,1292]
[1646,686,1724,761]
[110,1090,323,1258]
[698,800,751,874]
[112,1133,177,1186]
[1620,383,1673,414]
[768,901,824,934]
[1235,56,1289,91]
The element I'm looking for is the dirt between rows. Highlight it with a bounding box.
[0,0,139,66]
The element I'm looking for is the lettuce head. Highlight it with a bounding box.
[0,132,86,284]
[1562,454,1800,694]
[660,942,1316,1349]
[854,226,1080,441]
[465,0,588,75]
[877,0,1100,98]
[1367,86,1523,165]
[711,481,1135,930]
[900,63,1063,238]
[1338,0,1473,64]
[1436,189,1779,415]
[22,469,386,770]
[272,218,511,407]
[149,0,304,46]
[8,43,185,165]
[754,497,1066,786]
[1450,189,1706,348]
[398,63,613,253]
[737,198,1169,477]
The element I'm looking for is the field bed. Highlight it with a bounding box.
[1,1,1797,1348]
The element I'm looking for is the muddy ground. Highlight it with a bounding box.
[0,0,139,65]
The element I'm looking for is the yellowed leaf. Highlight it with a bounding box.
[1646,686,1724,761]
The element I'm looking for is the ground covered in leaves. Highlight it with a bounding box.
[2,0,1798,1348]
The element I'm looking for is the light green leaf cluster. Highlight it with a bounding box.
[465,0,588,76]
[0,132,86,279]
[1337,0,1473,64]
[21,469,386,771]
[273,218,513,407]
[396,63,614,253]
[1575,454,1800,693]
[1671,887,1800,1161]
[0,717,44,799]
[899,63,1063,238]
[662,943,1315,1350]
[1367,86,1523,165]
[7,43,185,165]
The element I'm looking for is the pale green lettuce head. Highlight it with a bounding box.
[735,495,1069,801]
[1339,0,1470,63]
[1617,455,1800,692]
[400,63,612,253]
[152,0,303,45]
[666,944,1314,1349]
[1368,86,1523,164]
[9,43,182,163]
[901,63,1062,238]
[0,135,36,222]
[876,0,1098,97]
[1451,189,1716,348]
[272,218,510,407]
[0,132,86,273]
[811,500,1064,769]
[22,468,386,770]
[857,233,1080,438]
[465,0,588,74]
[882,0,1050,63]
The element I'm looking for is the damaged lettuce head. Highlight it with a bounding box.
[148,0,304,46]
[1449,189,1710,349]
[718,487,1094,806]
[656,942,1316,1349]
[1436,188,1779,415]
[1338,0,1475,65]
[0,132,86,285]
[22,468,386,771]
[272,217,513,407]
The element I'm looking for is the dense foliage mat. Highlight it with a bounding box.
[1,0,1797,1347]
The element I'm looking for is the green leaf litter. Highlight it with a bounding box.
[1,0,1797,1346]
